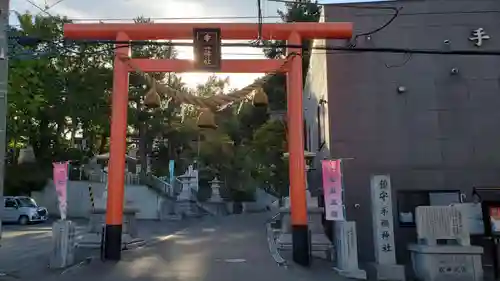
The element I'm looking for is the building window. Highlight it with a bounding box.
[317,103,326,149]
[396,190,461,227]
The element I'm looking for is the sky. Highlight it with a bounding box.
[9,0,288,90]
[9,0,385,90]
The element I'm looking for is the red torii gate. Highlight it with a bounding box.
[63,22,352,266]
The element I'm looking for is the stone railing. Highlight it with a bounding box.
[75,169,142,185]
[86,171,141,185]
[76,168,196,201]
[146,175,183,198]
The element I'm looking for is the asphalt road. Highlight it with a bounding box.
[39,213,350,281]
[0,220,87,279]
[0,218,200,280]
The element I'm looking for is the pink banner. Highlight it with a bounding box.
[322,159,345,221]
[53,162,69,220]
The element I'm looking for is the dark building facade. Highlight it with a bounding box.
[304,0,500,264]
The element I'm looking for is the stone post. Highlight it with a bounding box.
[334,221,367,279]
[369,174,405,281]
[49,220,76,269]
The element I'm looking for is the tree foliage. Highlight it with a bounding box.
[246,0,322,197]
[5,1,321,199]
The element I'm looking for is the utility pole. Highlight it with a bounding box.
[0,0,10,244]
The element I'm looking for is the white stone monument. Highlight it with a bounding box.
[334,221,367,279]
[408,206,483,281]
[415,206,470,246]
[369,174,406,281]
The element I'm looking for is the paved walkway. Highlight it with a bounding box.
[0,218,197,280]
[0,221,87,280]
[39,213,350,281]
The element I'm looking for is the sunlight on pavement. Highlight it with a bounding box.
[127,256,162,278]
[223,258,247,263]
[175,236,211,245]
[2,230,52,239]
[165,252,209,279]
[123,249,210,279]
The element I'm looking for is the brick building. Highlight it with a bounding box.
[304,0,500,263]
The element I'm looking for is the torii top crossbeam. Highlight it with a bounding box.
[64,22,353,41]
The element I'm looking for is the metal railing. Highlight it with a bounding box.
[266,212,287,266]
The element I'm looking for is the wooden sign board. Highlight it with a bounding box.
[193,28,222,71]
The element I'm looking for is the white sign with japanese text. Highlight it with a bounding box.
[370,174,396,265]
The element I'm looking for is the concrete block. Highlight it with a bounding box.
[334,268,367,280]
[175,200,200,217]
[88,207,138,237]
[49,220,76,269]
[201,202,228,216]
[408,244,483,281]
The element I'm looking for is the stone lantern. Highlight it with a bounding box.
[209,177,223,202]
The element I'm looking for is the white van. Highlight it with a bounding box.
[2,196,49,225]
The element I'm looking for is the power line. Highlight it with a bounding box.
[45,0,71,11]
[71,15,283,22]
[66,40,500,56]
[9,35,500,62]
[23,0,53,17]
[10,7,500,23]
[14,10,500,23]
[311,46,500,56]
[9,0,500,59]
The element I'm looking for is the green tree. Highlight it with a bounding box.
[7,12,114,193]
[251,120,289,197]
[244,0,321,196]
[8,12,115,161]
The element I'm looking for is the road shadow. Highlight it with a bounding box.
[37,214,349,281]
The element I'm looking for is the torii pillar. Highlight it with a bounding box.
[63,22,353,266]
